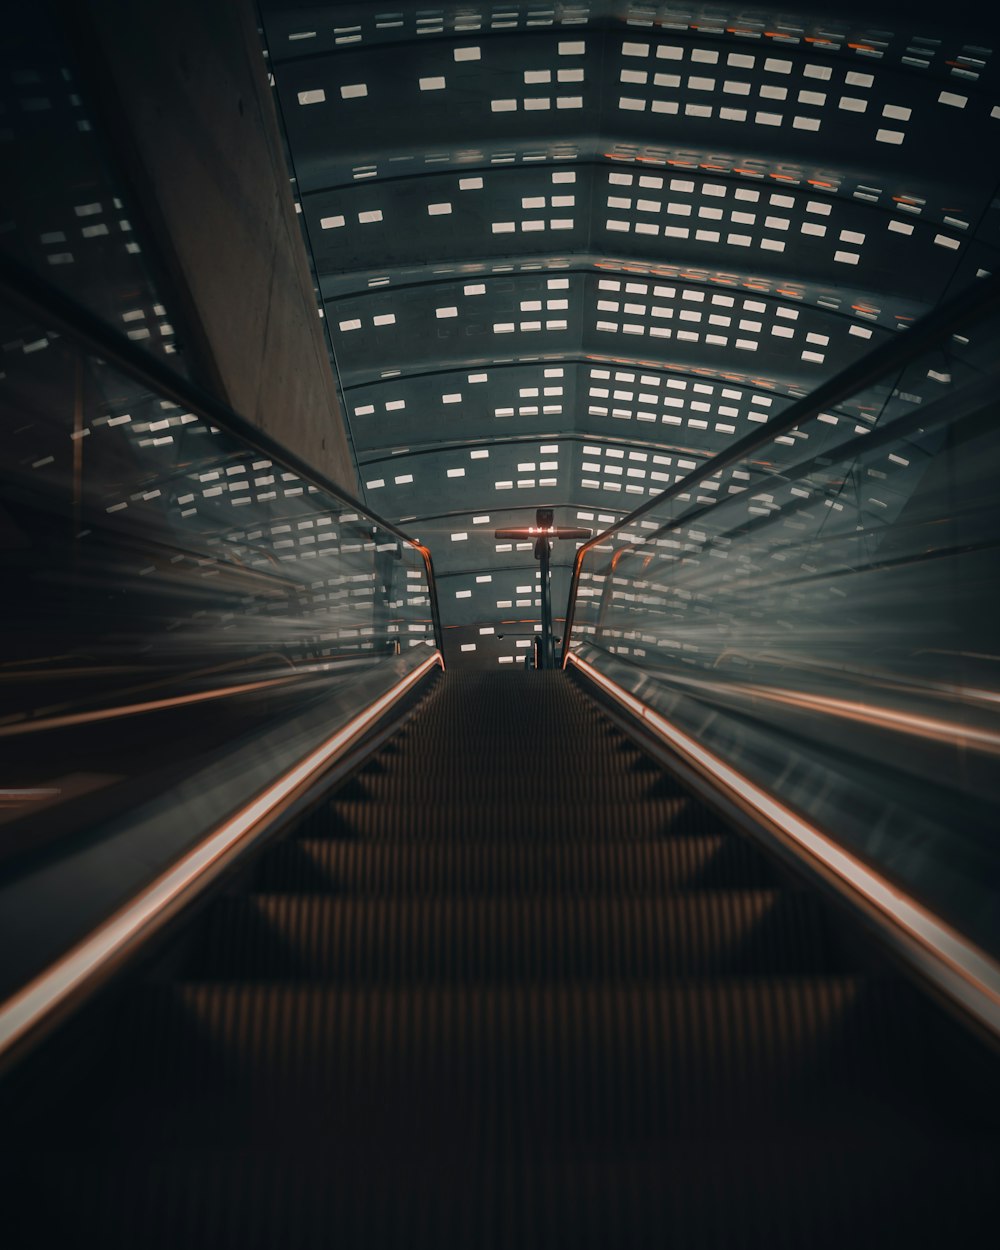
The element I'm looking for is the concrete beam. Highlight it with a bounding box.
[72,0,357,495]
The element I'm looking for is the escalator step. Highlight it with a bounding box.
[329,768,682,804]
[192,890,843,980]
[308,797,719,841]
[90,976,918,1138]
[21,1133,996,1250]
[352,745,661,779]
[255,834,776,895]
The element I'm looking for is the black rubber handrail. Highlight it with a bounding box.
[0,251,445,659]
[561,267,1000,666]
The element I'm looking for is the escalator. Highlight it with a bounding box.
[3,667,998,1248]
[3,12,1000,1241]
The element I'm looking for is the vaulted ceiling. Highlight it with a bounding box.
[259,0,1000,665]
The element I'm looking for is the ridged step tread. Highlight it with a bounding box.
[312,796,719,841]
[76,977,937,1139]
[192,891,842,980]
[13,1126,998,1250]
[351,742,661,777]
[254,834,777,895]
[331,768,682,804]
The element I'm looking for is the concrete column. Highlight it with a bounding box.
[71,0,357,494]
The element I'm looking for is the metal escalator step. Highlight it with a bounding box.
[307,796,718,841]
[384,709,628,733]
[255,834,776,895]
[192,890,843,980]
[336,672,690,810]
[97,976,915,1137]
[22,1133,997,1250]
[394,701,618,719]
[354,744,659,776]
[327,769,696,804]
[347,763,667,795]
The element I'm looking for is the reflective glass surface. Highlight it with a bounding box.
[568,295,1000,956]
[0,289,436,881]
[1,6,184,367]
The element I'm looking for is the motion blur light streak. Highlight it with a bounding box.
[0,652,441,1063]
[716,683,1000,755]
[597,666,1000,756]
[0,674,308,737]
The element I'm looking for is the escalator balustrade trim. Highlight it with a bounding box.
[0,653,442,1068]
[567,650,1000,1039]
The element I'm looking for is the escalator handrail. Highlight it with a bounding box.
[566,647,1000,1042]
[0,251,445,659]
[0,652,442,1069]
[561,266,1000,666]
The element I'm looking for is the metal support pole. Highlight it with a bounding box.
[536,534,554,670]
[496,509,591,673]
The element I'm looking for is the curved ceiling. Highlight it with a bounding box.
[259,0,1000,665]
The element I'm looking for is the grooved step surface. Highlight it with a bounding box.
[256,834,775,895]
[13,1132,999,1250]
[195,890,842,980]
[34,976,925,1145]
[334,767,678,803]
[312,796,717,841]
[3,669,998,1250]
